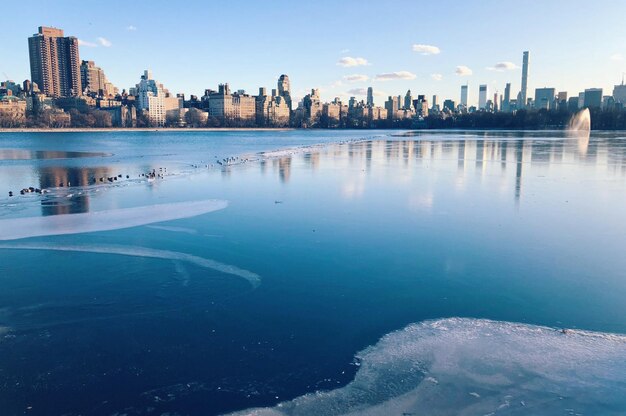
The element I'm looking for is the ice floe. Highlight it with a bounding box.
[0,199,227,241]
[225,318,626,415]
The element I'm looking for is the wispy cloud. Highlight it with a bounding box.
[78,39,98,48]
[347,88,368,95]
[486,61,518,71]
[343,74,369,82]
[431,73,443,81]
[340,48,350,54]
[455,66,473,76]
[97,37,112,47]
[374,71,416,81]
[337,57,370,67]
[126,25,137,31]
[412,44,441,55]
[610,53,624,61]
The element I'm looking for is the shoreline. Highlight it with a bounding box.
[0,127,296,133]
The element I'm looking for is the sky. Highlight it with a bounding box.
[1,0,625,107]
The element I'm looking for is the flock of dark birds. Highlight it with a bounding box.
[7,155,249,198]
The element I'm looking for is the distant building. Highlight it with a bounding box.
[385,96,399,118]
[302,88,322,122]
[134,70,168,126]
[443,99,455,112]
[567,96,580,112]
[519,51,529,109]
[404,90,413,110]
[460,84,468,108]
[277,74,292,111]
[583,88,603,108]
[502,83,511,112]
[613,81,626,104]
[205,83,256,123]
[366,87,374,106]
[534,88,556,110]
[256,87,290,126]
[28,26,81,97]
[431,95,439,111]
[478,85,487,109]
[80,60,118,97]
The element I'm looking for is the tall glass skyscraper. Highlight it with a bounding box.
[460,84,468,108]
[520,51,529,109]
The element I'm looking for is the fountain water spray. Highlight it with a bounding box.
[567,108,591,156]
[568,108,591,132]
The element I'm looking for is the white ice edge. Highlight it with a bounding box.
[226,317,626,416]
[0,242,260,288]
[0,199,228,241]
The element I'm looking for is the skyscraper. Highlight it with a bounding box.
[28,26,81,97]
[460,84,468,107]
[534,87,556,110]
[277,74,292,111]
[366,87,374,106]
[520,51,529,109]
[502,83,511,112]
[80,60,118,97]
[583,88,603,108]
[478,85,487,109]
[404,90,412,110]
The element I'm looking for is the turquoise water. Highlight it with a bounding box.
[0,130,625,415]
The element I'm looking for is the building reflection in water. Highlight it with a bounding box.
[277,157,292,183]
[36,166,114,216]
[259,135,626,205]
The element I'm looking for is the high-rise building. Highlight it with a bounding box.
[28,26,82,97]
[80,60,118,97]
[519,51,529,109]
[431,95,439,110]
[277,74,292,111]
[583,88,603,108]
[366,87,374,106]
[478,85,487,109]
[134,70,168,126]
[460,84,468,107]
[404,90,413,110]
[502,83,511,112]
[534,87,556,110]
[613,79,626,104]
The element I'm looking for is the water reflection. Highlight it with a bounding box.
[0,149,110,160]
[5,134,626,218]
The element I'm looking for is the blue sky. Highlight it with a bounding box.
[1,0,625,106]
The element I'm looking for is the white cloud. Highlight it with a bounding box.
[486,61,518,71]
[412,44,441,55]
[127,25,137,31]
[455,65,473,76]
[329,80,343,88]
[431,73,443,81]
[340,48,350,54]
[78,39,98,48]
[343,74,369,82]
[374,71,416,81]
[97,37,112,47]
[337,56,370,67]
[610,53,624,61]
[347,88,368,95]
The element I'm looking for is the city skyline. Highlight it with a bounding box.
[1,0,625,107]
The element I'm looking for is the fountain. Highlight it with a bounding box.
[568,108,591,131]
[567,108,591,156]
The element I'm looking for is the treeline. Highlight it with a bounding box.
[424,108,626,130]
